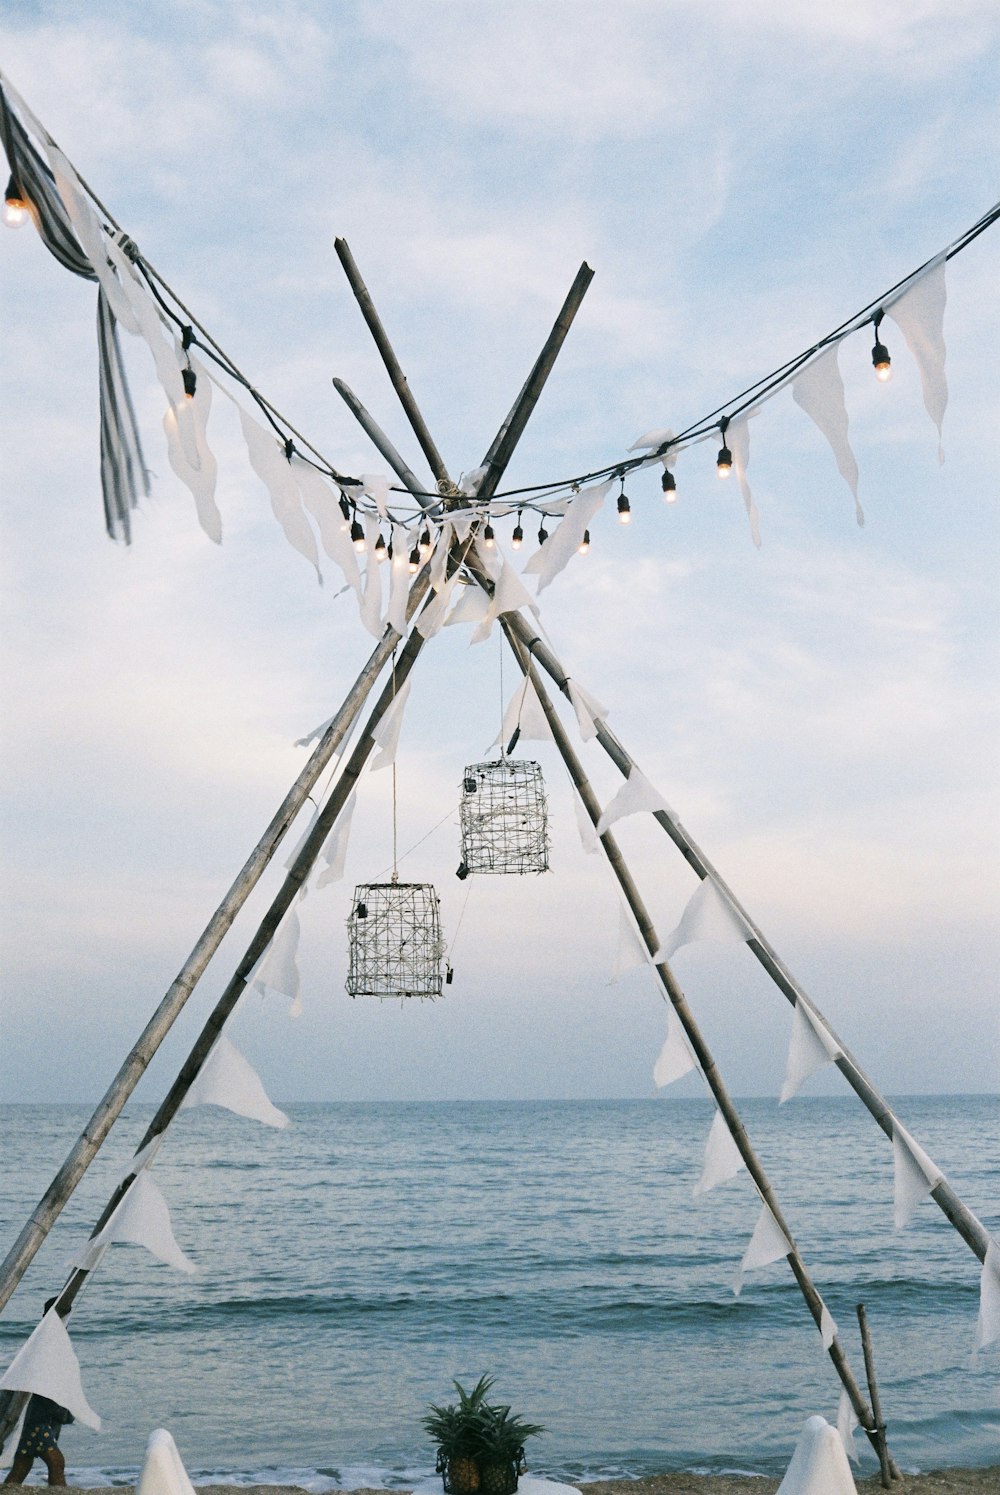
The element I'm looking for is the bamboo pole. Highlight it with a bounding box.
[332,379,433,501]
[500,619,902,1476]
[0,579,434,1319]
[856,1304,894,1486]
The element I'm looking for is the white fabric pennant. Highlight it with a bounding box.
[495,677,553,747]
[470,558,537,645]
[595,766,674,837]
[572,786,600,855]
[820,1304,838,1349]
[780,1000,842,1103]
[445,583,491,629]
[386,526,411,635]
[694,1109,745,1195]
[837,1387,860,1464]
[371,677,412,770]
[359,516,384,637]
[292,459,362,595]
[122,1134,164,1181]
[887,256,948,461]
[429,523,453,592]
[792,344,864,525]
[362,473,390,518]
[523,481,610,591]
[0,1308,101,1431]
[892,1122,944,1229]
[974,1238,1000,1352]
[732,1203,793,1296]
[47,146,140,335]
[416,572,460,639]
[181,1035,289,1129]
[655,876,752,962]
[728,420,761,549]
[628,427,674,451]
[252,901,303,1017]
[240,411,321,580]
[163,352,221,543]
[567,681,608,742]
[611,903,649,983]
[653,1005,697,1089]
[74,1170,195,1274]
[316,789,357,888]
[137,1428,198,1495]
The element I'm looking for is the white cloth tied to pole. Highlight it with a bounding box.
[72,1169,195,1275]
[837,1388,860,1464]
[732,1202,793,1296]
[180,1035,289,1129]
[416,573,460,639]
[316,789,357,888]
[974,1237,1000,1352]
[137,1429,198,1495]
[251,897,304,1017]
[567,680,608,742]
[892,1122,944,1229]
[470,556,537,644]
[523,480,610,592]
[820,1304,838,1350]
[792,344,863,526]
[780,999,843,1103]
[386,526,411,635]
[694,1108,745,1195]
[653,1005,697,1089]
[495,678,553,747]
[595,766,673,837]
[775,1416,857,1495]
[163,350,221,543]
[371,677,412,770]
[572,786,600,855]
[240,411,321,580]
[728,419,762,548]
[610,903,649,983]
[655,876,752,962]
[886,256,948,462]
[0,1308,101,1431]
[445,583,491,629]
[359,515,384,638]
[292,457,362,597]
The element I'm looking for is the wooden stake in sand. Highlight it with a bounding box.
[857,1303,895,1487]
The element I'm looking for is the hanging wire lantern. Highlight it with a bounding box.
[347,879,446,999]
[457,758,550,876]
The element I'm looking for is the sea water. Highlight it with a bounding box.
[0,1097,996,1486]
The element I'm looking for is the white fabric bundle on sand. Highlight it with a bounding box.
[137,1429,197,1495]
[776,1415,857,1494]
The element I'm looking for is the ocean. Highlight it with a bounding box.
[0,1097,996,1487]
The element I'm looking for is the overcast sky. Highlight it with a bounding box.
[0,1,997,1113]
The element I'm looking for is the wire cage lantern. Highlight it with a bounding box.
[457,758,550,876]
[346,879,446,999]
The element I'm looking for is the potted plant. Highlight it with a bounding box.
[423,1376,544,1495]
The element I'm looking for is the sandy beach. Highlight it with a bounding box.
[48,1474,1000,1495]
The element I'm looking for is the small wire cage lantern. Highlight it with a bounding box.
[346,880,446,999]
[458,758,550,876]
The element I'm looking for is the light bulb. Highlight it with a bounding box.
[419,527,432,557]
[351,518,366,552]
[483,523,495,549]
[617,493,631,524]
[872,340,892,381]
[578,530,591,555]
[181,366,197,400]
[661,469,677,502]
[538,523,549,545]
[512,517,524,549]
[338,494,352,523]
[3,176,28,229]
[716,444,732,478]
[374,532,388,561]
[408,546,421,573]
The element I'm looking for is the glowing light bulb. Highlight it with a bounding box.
[716,444,732,478]
[419,527,432,557]
[661,469,677,503]
[483,523,495,549]
[3,176,28,228]
[374,532,388,562]
[512,515,524,549]
[181,366,197,400]
[617,493,631,524]
[872,341,892,381]
[578,530,591,555]
[351,518,366,552]
[408,546,421,573]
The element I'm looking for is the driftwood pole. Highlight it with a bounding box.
[0,580,436,1319]
[500,619,902,1478]
[857,1304,894,1487]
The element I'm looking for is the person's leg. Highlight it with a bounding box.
[41,1447,66,1487]
[3,1450,34,1484]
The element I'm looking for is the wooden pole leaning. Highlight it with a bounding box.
[487,605,994,1269]
[499,616,901,1478]
[857,1304,894,1486]
[0,575,436,1320]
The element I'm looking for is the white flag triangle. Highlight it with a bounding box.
[611,904,648,983]
[780,1000,842,1103]
[655,877,752,962]
[252,898,304,1017]
[567,681,608,742]
[732,1203,792,1296]
[316,790,357,888]
[73,1170,195,1274]
[0,1308,101,1430]
[653,1006,697,1089]
[792,344,864,526]
[892,1122,944,1229]
[974,1238,1000,1352]
[181,1035,289,1129]
[494,678,553,747]
[371,678,412,770]
[694,1109,745,1196]
[887,256,948,462]
[837,1388,860,1464]
[596,766,673,836]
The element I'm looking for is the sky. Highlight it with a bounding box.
[0,0,998,1115]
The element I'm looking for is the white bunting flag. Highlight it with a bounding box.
[122,1135,164,1181]
[48,147,140,334]
[73,1170,195,1275]
[887,256,948,462]
[780,1000,842,1103]
[611,904,649,983]
[386,526,411,635]
[470,557,537,644]
[567,680,608,742]
[292,458,362,596]
[240,410,321,580]
[252,899,304,1017]
[653,1006,697,1089]
[371,677,412,770]
[0,1308,101,1430]
[732,1203,793,1296]
[694,1109,745,1196]
[655,877,752,962]
[974,1238,1000,1352]
[445,584,491,629]
[728,419,762,549]
[359,516,385,638]
[837,1387,860,1464]
[416,572,460,639]
[429,523,454,592]
[572,787,600,855]
[495,678,553,747]
[523,481,610,592]
[361,473,390,518]
[792,344,864,526]
[181,1035,289,1129]
[892,1122,944,1229]
[628,427,674,452]
[163,350,221,543]
[595,766,673,836]
[820,1304,838,1349]
[316,790,357,888]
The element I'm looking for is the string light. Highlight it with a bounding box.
[408,545,421,573]
[578,530,591,555]
[511,511,524,549]
[716,417,732,478]
[617,473,631,524]
[3,174,28,228]
[661,469,677,502]
[181,366,196,400]
[419,527,432,557]
[351,515,366,552]
[483,522,495,549]
[537,522,549,545]
[339,494,352,523]
[374,531,388,562]
[871,309,892,381]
